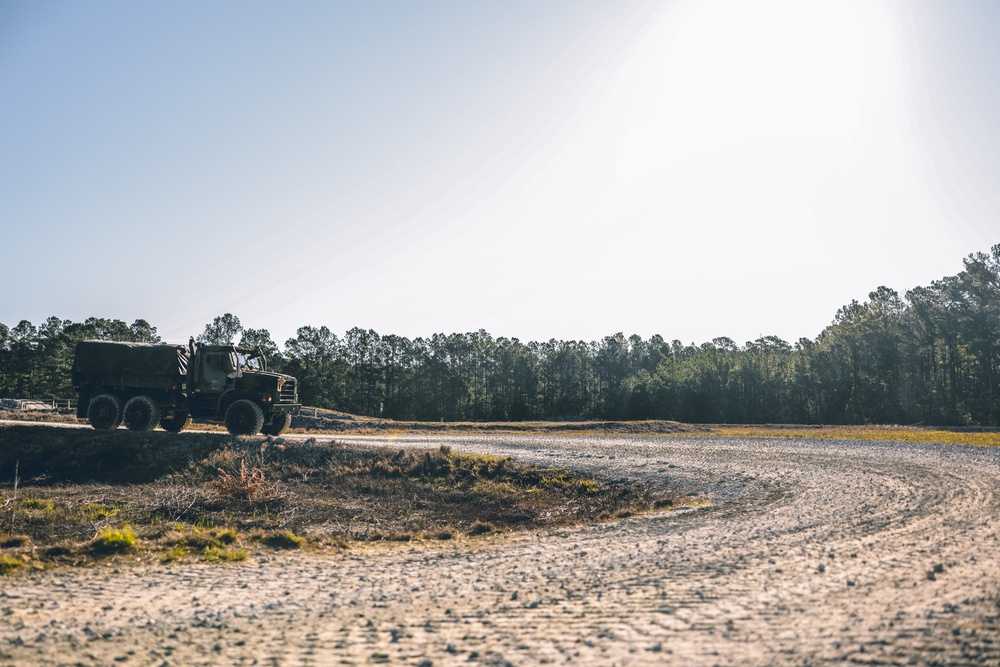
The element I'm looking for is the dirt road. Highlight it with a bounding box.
[2,433,999,666]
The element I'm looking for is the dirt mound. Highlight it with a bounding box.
[0,425,234,483]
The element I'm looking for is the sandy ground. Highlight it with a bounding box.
[1,432,999,666]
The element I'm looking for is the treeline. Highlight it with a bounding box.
[2,246,998,425]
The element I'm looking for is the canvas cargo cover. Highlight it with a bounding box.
[73,341,189,378]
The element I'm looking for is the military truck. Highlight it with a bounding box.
[72,340,299,435]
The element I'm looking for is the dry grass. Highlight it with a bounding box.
[707,425,1000,447]
[207,459,283,502]
[0,410,81,424]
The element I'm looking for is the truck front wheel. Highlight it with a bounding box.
[225,400,264,436]
[88,393,124,430]
[262,412,291,436]
[123,395,161,432]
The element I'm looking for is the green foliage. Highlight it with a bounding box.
[0,555,23,575]
[80,503,117,521]
[160,545,186,563]
[216,528,239,544]
[20,497,54,511]
[203,547,247,562]
[198,313,242,345]
[258,530,304,549]
[91,526,137,554]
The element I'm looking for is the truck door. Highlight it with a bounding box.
[199,351,234,394]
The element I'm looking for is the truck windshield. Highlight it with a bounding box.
[236,353,264,371]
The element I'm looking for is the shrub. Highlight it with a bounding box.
[207,460,282,502]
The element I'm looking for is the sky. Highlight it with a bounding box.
[1,0,998,349]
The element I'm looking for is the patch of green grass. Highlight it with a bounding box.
[472,479,518,496]
[20,497,54,511]
[216,528,239,544]
[178,534,219,551]
[710,425,1000,447]
[258,530,304,550]
[81,503,117,521]
[160,546,186,563]
[538,474,599,494]
[203,547,247,563]
[91,526,137,555]
[0,555,23,575]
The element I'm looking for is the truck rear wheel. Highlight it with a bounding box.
[262,412,291,436]
[225,400,264,435]
[88,393,124,430]
[160,412,192,433]
[123,395,161,432]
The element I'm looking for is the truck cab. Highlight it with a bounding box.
[187,344,299,434]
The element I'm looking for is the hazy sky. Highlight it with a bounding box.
[2,0,997,348]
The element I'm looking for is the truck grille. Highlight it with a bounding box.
[279,379,298,403]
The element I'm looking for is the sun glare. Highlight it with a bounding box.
[609,0,908,237]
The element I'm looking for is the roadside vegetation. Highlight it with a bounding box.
[707,424,1000,448]
[0,425,684,572]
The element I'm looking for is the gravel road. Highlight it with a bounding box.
[2,433,999,666]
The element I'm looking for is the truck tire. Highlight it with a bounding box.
[160,412,192,433]
[225,400,264,435]
[88,393,124,430]
[123,395,161,432]
[262,412,291,436]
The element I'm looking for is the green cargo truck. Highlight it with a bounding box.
[72,340,299,435]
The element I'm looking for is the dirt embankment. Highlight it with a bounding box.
[291,410,708,435]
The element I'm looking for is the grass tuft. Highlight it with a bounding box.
[258,530,304,550]
[20,497,54,511]
[203,547,247,562]
[160,546,186,563]
[216,528,239,544]
[90,526,137,555]
[0,555,23,575]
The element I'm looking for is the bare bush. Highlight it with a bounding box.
[207,460,283,503]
